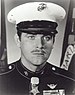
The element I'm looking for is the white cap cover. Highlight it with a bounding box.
[7,2,66,24]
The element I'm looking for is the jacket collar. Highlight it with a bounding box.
[15,59,48,79]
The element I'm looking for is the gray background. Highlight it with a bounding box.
[0,0,1,39]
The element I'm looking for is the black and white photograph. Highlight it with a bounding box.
[0,0,75,95]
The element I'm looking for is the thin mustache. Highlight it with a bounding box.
[31,49,46,54]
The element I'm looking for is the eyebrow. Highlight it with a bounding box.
[25,32,53,36]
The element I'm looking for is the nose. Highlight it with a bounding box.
[36,37,44,49]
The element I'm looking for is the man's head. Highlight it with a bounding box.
[14,20,58,67]
[7,2,66,69]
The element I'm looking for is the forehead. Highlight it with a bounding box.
[21,32,53,36]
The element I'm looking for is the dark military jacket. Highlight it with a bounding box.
[68,54,75,74]
[0,59,75,95]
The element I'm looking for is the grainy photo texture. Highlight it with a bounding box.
[0,0,75,95]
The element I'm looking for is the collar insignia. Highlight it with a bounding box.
[24,71,28,76]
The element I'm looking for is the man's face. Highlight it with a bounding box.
[19,33,54,66]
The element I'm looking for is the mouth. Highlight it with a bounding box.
[32,52,45,55]
[31,49,46,57]
[32,50,46,56]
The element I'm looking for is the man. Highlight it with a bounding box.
[0,2,75,95]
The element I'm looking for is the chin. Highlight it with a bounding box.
[31,59,47,66]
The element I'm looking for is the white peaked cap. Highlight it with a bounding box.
[7,2,66,24]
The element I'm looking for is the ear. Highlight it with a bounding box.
[14,34,21,48]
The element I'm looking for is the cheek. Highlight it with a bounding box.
[45,43,53,54]
[20,40,34,54]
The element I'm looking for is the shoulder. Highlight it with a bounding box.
[46,62,75,82]
[68,54,75,73]
[0,59,20,76]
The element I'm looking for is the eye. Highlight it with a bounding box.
[27,34,35,40]
[44,35,52,41]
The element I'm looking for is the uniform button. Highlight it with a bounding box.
[52,67,56,71]
[24,71,28,76]
[9,65,12,69]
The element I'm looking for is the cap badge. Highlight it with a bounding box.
[37,3,47,12]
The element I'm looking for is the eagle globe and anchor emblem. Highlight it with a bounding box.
[37,3,47,12]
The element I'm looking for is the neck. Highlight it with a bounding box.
[21,56,46,72]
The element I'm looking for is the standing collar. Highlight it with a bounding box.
[15,59,47,79]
